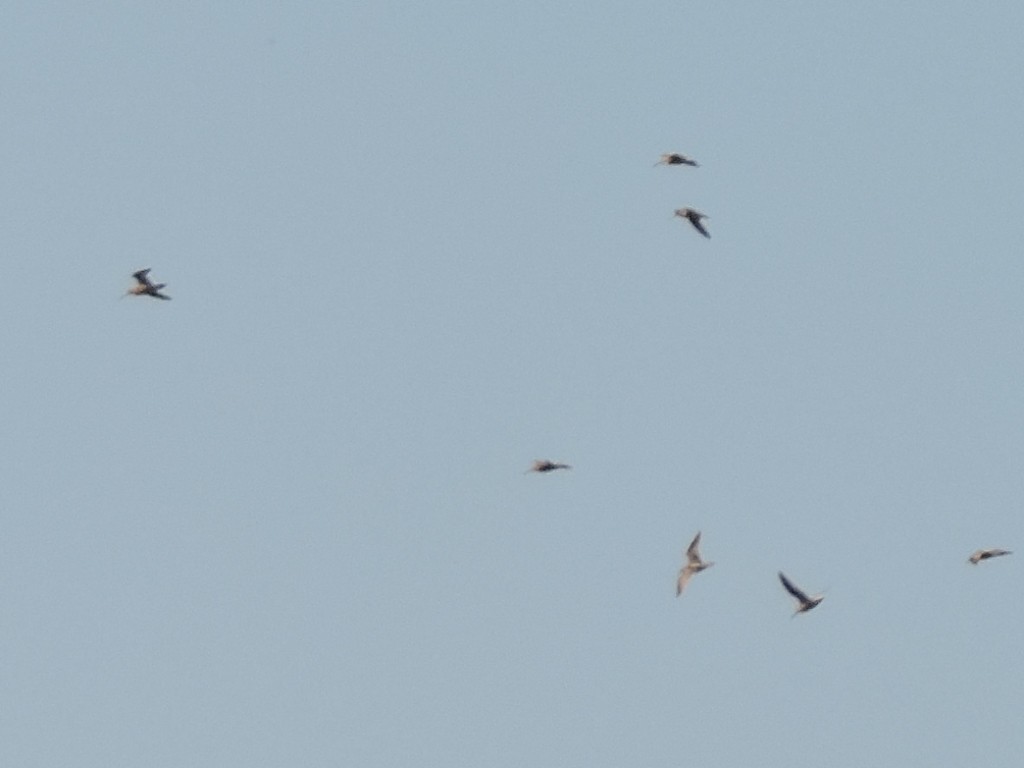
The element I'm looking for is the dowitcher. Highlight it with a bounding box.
[674,208,710,239]
[676,531,713,596]
[778,572,824,615]
[968,548,1012,565]
[525,460,572,474]
[126,268,171,300]
[654,153,699,167]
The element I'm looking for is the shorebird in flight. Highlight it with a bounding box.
[525,460,572,474]
[778,572,824,615]
[676,531,713,596]
[968,548,1012,565]
[125,268,171,300]
[674,207,710,239]
[654,152,699,168]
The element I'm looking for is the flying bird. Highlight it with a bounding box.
[674,207,710,239]
[525,460,572,474]
[676,531,713,596]
[968,548,1012,565]
[125,268,171,300]
[654,152,699,167]
[778,572,824,615]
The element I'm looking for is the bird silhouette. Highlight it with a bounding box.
[674,208,710,238]
[778,572,824,615]
[968,548,1012,565]
[676,531,713,596]
[654,152,699,167]
[524,460,572,474]
[125,268,171,300]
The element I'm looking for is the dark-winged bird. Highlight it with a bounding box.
[674,208,710,238]
[778,571,824,615]
[525,459,572,474]
[968,548,1012,565]
[654,153,699,168]
[676,531,713,596]
[126,268,171,300]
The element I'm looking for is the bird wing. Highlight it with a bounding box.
[686,531,703,563]
[778,572,810,603]
[132,268,153,286]
[980,549,1011,560]
[676,566,694,596]
[689,216,711,238]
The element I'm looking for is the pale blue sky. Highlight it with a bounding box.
[2,2,1023,765]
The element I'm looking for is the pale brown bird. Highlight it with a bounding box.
[125,268,171,300]
[778,572,824,615]
[968,548,1012,565]
[676,531,713,596]
[654,152,699,168]
[674,207,710,238]
[525,460,572,474]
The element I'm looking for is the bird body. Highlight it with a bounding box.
[674,207,711,238]
[655,152,699,167]
[676,531,713,596]
[968,548,1012,564]
[525,459,572,474]
[126,268,171,300]
[778,571,824,615]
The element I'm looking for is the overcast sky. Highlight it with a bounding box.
[2,2,1023,766]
